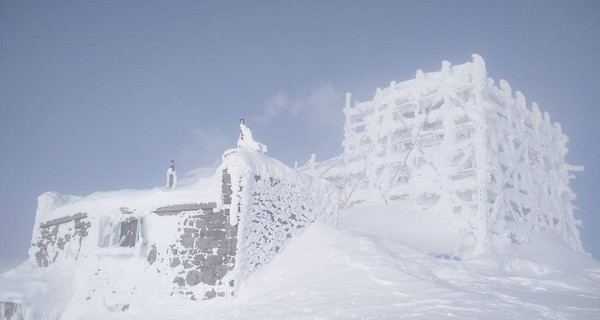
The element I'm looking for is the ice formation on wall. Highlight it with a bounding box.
[301,54,583,256]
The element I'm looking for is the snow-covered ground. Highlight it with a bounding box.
[8,203,592,320]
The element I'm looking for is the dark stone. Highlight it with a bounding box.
[207,255,223,266]
[195,220,206,229]
[209,240,221,249]
[204,290,216,299]
[216,266,228,279]
[183,228,197,235]
[208,219,225,229]
[211,230,226,240]
[181,238,194,248]
[185,270,202,286]
[170,257,181,268]
[195,238,211,250]
[193,254,206,262]
[173,277,185,286]
[147,245,157,265]
[202,268,217,285]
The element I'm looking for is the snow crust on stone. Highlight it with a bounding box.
[219,147,338,286]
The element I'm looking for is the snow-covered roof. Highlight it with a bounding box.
[36,174,222,224]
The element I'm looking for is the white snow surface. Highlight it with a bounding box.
[2,204,598,319]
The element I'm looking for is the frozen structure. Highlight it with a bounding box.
[302,55,583,256]
[0,123,337,319]
[166,160,177,188]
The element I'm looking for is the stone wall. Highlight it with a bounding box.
[233,170,338,284]
[0,302,27,320]
[168,207,237,300]
[153,170,238,301]
[31,215,90,267]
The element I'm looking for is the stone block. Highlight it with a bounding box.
[183,228,199,236]
[207,255,223,266]
[181,237,194,248]
[209,240,221,249]
[204,290,216,300]
[147,245,157,265]
[170,257,181,268]
[185,270,202,286]
[201,268,217,285]
[211,230,227,240]
[208,219,225,229]
[195,238,211,250]
[173,277,185,286]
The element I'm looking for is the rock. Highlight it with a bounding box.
[170,257,181,268]
[173,277,185,286]
[185,270,202,286]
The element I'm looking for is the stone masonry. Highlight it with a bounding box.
[168,169,237,300]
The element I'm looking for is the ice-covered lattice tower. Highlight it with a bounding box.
[306,55,583,256]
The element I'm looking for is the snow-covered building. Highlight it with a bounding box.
[0,123,337,318]
[301,55,583,256]
[0,55,588,319]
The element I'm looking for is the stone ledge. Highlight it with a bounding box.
[40,212,88,228]
[154,203,216,216]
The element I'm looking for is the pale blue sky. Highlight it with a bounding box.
[1,1,599,259]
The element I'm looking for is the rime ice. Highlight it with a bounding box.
[301,54,583,257]
[1,56,597,320]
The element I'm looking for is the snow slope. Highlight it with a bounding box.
[43,203,598,320]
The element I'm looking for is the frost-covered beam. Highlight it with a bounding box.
[39,212,87,228]
[153,203,216,216]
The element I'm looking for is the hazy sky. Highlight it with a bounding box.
[1,1,599,260]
